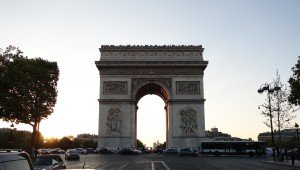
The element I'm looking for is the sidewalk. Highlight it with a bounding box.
[263,159,300,168]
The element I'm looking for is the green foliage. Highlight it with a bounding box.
[83,140,97,148]
[136,139,144,148]
[58,137,74,150]
[0,45,59,149]
[0,129,40,150]
[156,142,166,149]
[288,56,300,106]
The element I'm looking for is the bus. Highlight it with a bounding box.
[199,141,266,157]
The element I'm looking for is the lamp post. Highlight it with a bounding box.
[10,123,14,149]
[295,123,299,149]
[258,82,280,148]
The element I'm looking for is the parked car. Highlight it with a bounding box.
[119,148,135,155]
[75,148,87,154]
[33,154,66,170]
[0,151,34,170]
[178,148,198,157]
[65,149,80,160]
[50,148,65,154]
[163,148,179,156]
[85,148,95,154]
[132,148,142,155]
[38,148,50,155]
[153,148,164,154]
[98,148,113,154]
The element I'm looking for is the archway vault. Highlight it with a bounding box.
[95,45,208,149]
[132,79,172,103]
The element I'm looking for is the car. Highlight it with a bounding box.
[131,148,142,155]
[0,151,34,170]
[119,148,135,155]
[50,148,65,154]
[178,148,198,157]
[266,147,274,157]
[37,148,50,155]
[75,148,87,154]
[153,148,164,154]
[65,149,80,160]
[33,154,66,170]
[85,148,95,154]
[163,148,179,156]
[98,148,113,154]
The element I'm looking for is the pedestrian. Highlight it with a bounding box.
[291,149,295,166]
[276,148,280,162]
[272,148,276,162]
[284,148,288,161]
[281,149,285,162]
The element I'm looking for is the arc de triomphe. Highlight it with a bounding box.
[95,45,208,149]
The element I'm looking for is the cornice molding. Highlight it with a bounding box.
[100,45,204,51]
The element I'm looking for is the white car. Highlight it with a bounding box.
[131,148,142,154]
[266,147,274,156]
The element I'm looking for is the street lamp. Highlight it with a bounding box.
[258,82,281,147]
[10,123,14,149]
[295,123,299,149]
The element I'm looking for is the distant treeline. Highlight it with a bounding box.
[0,129,97,150]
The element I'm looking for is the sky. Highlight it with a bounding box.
[0,0,300,147]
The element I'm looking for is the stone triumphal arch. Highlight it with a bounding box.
[95,45,208,148]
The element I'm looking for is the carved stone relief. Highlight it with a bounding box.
[106,108,122,135]
[103,81,127,95]
[180,106,197,134]
[132,78,172,94]
[176,81,200,95]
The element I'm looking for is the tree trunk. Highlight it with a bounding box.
[31,121,38,151]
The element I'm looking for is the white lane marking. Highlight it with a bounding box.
[151,161,155,170]
[161,161,171,170]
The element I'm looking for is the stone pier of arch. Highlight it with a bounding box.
[95,45,208,149]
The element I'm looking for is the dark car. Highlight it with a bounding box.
[153,148,164,154]
[85,148,95,154]
[0,151,34,170]
[178,148,198,157]
[98,148,113,154]
[65,149,80,160]
[163,148,179,156]
[33,154,66,170]
[119,148,135,155]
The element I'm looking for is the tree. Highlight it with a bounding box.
[58,137,74,150]
[137,139,144,148]
[288,56,300,106]
[259,71,296,145]
[0,45,59,150]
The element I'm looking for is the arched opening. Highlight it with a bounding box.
[137,95,165,148]
[134,83,170,148]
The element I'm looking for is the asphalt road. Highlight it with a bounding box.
[61,153,298,170]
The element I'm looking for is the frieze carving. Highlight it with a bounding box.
[99,67,204,75]
[106,108,122,135]
[176,81,200,95]
[103,81,127,95]
[180,106,197,134]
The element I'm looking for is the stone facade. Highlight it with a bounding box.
[95,45,208,149]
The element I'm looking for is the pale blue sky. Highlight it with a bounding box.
[1,0,299,147]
